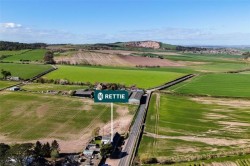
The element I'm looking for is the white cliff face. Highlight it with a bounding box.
[125,41,161,49]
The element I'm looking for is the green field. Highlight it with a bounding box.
[22,83,88,91]
[0,50,30,56]
[2,49,46,62]
[0,91,136,140]
[43,65,185,89]
[0,80,18,89]
[164,53,242,63]
[190,62,250,73]
[168,73,250,98]
[139,93,250,164]
[0,63,53,80]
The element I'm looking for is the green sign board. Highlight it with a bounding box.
[94,90,128,103]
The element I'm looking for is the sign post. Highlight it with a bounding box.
[94,90,128,142]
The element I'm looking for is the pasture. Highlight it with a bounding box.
[2,49,46,62]
[0,80,17,89]
[22,83,88,91]
[168,73,250,98]
[43,65,185,89]
[0,91,137,152]
[0,50,30,56]
[0,63,53,80]
[189,62,250,73]
[139,93,250,164]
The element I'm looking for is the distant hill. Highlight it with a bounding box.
[0,41,47,50]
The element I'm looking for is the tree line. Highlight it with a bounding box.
[0,41,47,51]
[0,140,60,166]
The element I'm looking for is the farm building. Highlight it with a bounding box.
[7,76,20,81]
[83,149,94,157]
[8,86,20,91]
[101,135,111,144]
[129,91,144,104]
[74,90,94,98]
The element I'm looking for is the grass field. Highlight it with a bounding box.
[0,91,136,141]
[43,65,185,89]
[0,50,30,56]
[2,49,46,62]
[168,73,250,98]
[190,62,250,73]
[145,154,250,166]
[0,63,53,80]
[139,93,250,164]
[0,80,18,89]
[22,83,88,91]
[164,53,242,63]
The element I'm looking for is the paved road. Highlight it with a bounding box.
[118,74,195,166]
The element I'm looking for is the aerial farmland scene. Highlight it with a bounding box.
[0,0,250,166]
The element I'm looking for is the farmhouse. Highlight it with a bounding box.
[8,86,20,91]
[129,90,144,104]
[74,90,94,98]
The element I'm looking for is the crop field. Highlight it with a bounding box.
[22,83,88,91]
[189,62,250,73]
[168,73,250,98]
[139,93,250,164]
[0,63,53,79]
[0,80,17,89]
[2,49,46,62]
[0,91,137,152]
[0,49,30,56]
[43,65,185,89]
[163,53,242,63]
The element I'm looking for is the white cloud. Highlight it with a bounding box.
[0,22,250,45]
[0,22,22,28]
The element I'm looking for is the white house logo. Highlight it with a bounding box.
[97,92,104,101]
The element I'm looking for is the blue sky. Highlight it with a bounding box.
[0,0,250,45]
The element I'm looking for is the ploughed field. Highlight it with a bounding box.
[139,93,250,165]
[43,65,185,89]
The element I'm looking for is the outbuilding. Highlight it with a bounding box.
[74,90,94,98]
[129,91,144,104]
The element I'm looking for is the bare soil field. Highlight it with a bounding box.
[54,50,183,67]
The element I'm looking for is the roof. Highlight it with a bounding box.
[129,91,144,101]
[102,135,111,141]
[75,90,93,95]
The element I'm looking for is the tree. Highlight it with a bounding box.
[0,143,10,166]
[243,52,250,60]
[41,142,51,157]
[8,143,34,165]
[100,143,113,158]
[50,149,59,165]
[34,141,42,158]
[44,51,55,64]
[51,140,60,152]
[1,69,11,80]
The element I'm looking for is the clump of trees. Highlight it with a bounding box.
[1,69,11,80]
[243,52,250,60]
[0,140,60,165]
[44,51,55,64]
[100,143,113,158]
